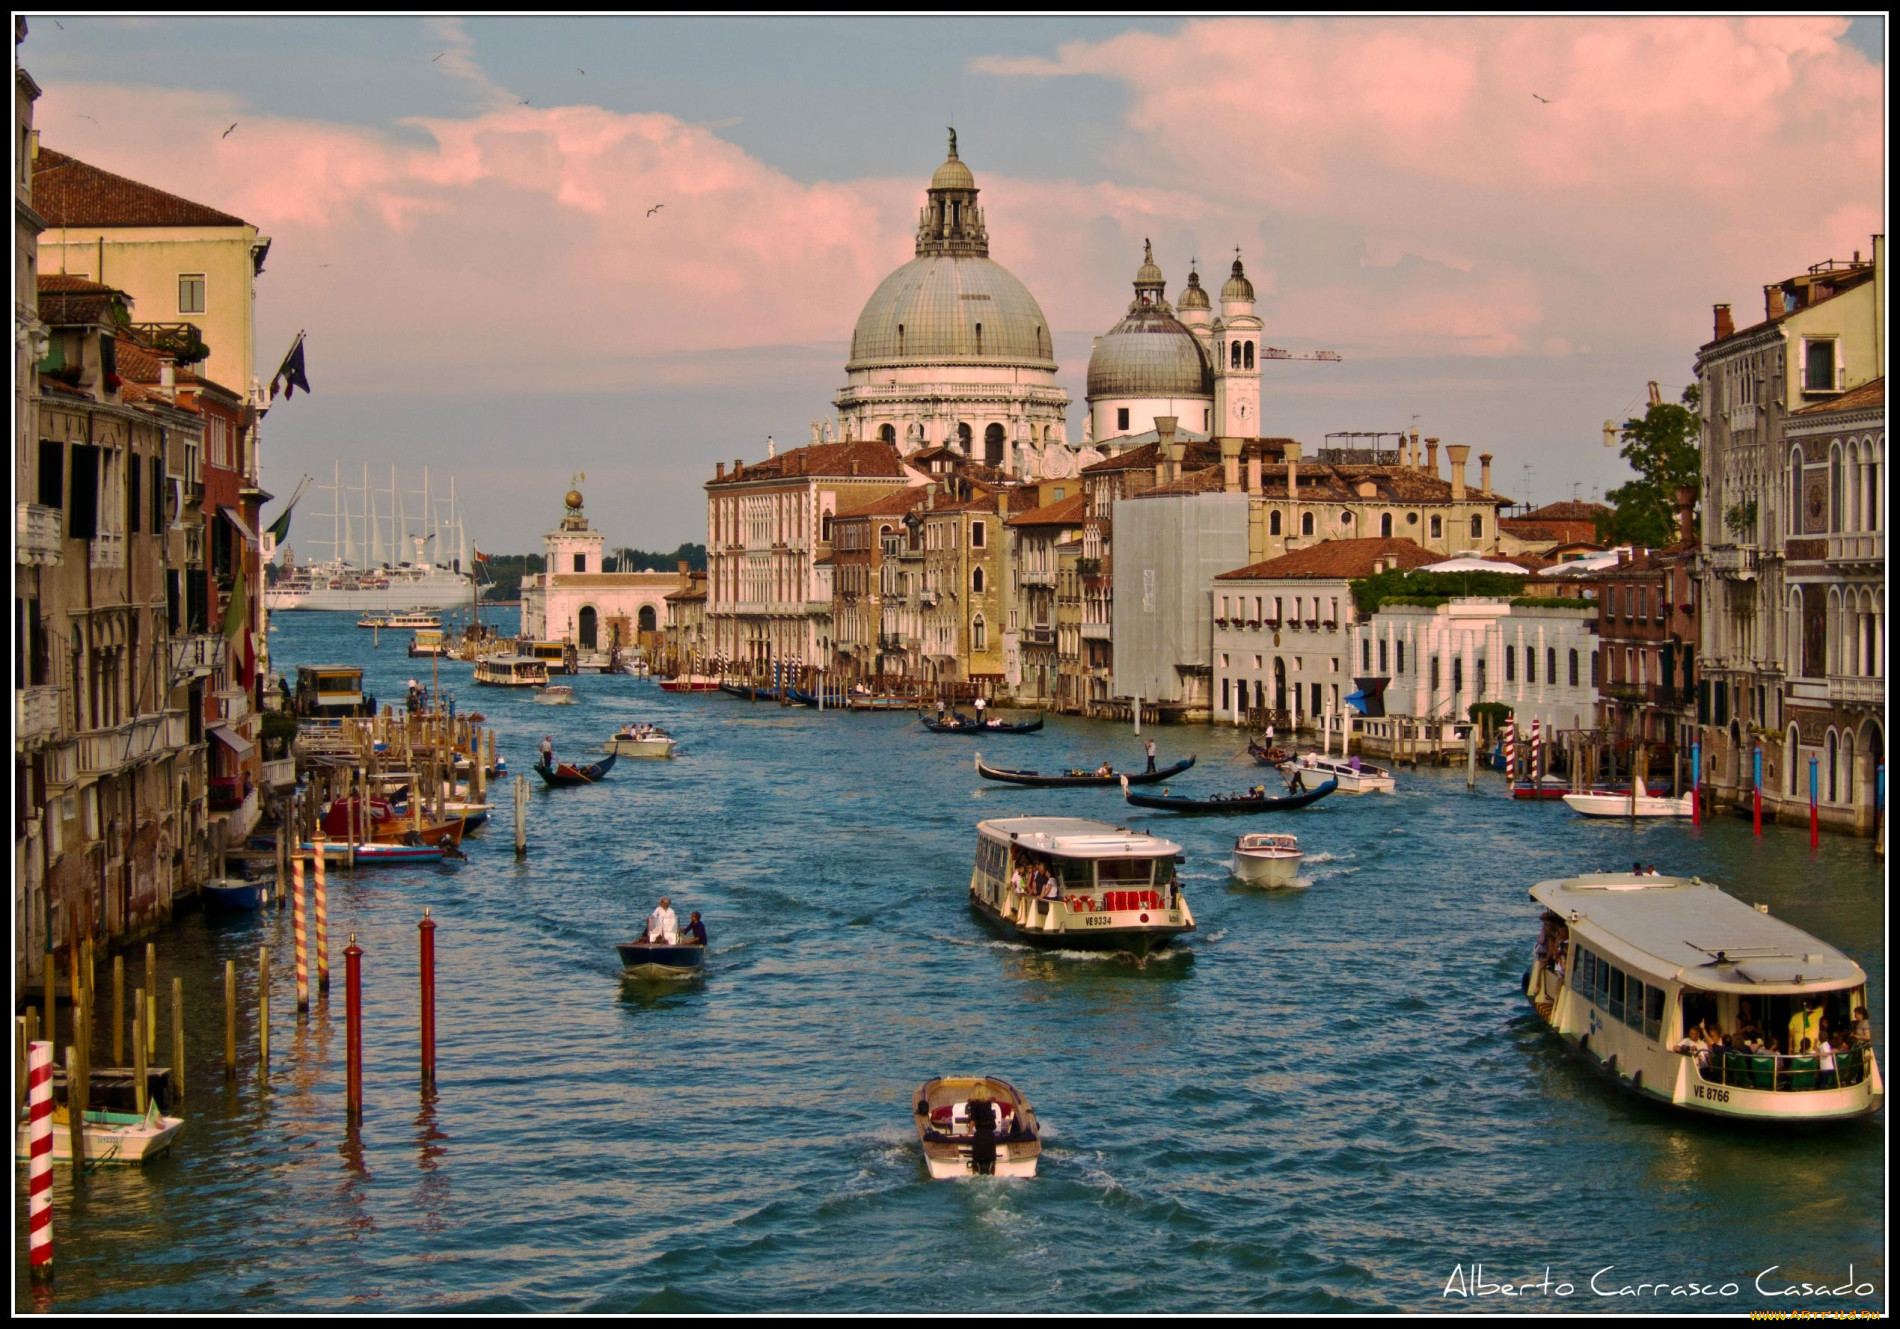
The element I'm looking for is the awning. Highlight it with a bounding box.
[208,724,255,757]
[220,505,260,548]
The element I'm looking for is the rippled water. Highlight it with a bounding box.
[16,613,1887,1312]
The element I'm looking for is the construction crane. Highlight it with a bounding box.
[1261,347,1343,361]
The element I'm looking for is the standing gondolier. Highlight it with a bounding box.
[1145,738,1157,773]
[539,735,554,771]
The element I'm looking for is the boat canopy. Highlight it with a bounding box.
[978,816,1181,860]
[1529,875,1866,994]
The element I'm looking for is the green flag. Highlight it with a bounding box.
[221,566,249,646]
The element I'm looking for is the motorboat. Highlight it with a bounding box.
[1561,777,1694,818]
[969,816,1193,958]
[605,726,676,758]
[1230,832,1304,887]
[658,674,720,692]
[301,840,450,864]
[1512,774,1573,800]
[615,939,706,979]
[474,655,551,687]
[1121,775,1338,814]
[1522,871,1881,1122]
[15,1100,184,1165]
[913,1075,1041,1179]
[1283,752,1395,794]
[356,614,389,629]
[975,752,1194,787]
[533,684,576,705]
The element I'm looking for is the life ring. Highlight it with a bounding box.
[1066,895,1089,912]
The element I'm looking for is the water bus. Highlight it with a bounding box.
[356,613,388,629]
[519,639,576,676]
[294,665,375,719]
[387,611,441,630]
[1523,872,1881,1121]
[912,1076,1041,1179]
[1230,832,1303,887]
[1283,752,1395,793]
[408,629,448,658]
[969,817,1193,958]
[473,655,550,688]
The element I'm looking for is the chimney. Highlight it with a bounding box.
[1764,285,1782,321]
[926,486,936,511]
[997,488,1010,517]
[715,461,725,479]
[1156,416,1181,482]
[1246,449,1262,496]
[1424,437,1439,477]
[1674,484,1697,547]
[1447,444,1470,501]
[677,560,690,577]
[1713,303,1734,341]
[1284,439,1302,505]
[851,460,860,476]
[158,355,176,402]
[766,435,777,458]
[1478,452,1492,497]
[1408,427,1420,469]
[734,458,743,477]
[1220,436,1242,493]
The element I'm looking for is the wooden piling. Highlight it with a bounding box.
[171,976,185,1106]
[145,942,157,1058]
[292,849,310,1012]
[133,990,148,1115]
[224,960,236,1078]
[345,935,364,1122]
[513,773,528,857]
[65,1043,84,1175]
[314,838,331,994]
[258,946,270,1079]
[112,955,124,1065]
[419,908,436,1086]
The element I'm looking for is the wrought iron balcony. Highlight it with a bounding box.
[16,503,63,566]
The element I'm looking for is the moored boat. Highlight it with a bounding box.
[1230,832,1304,887]
[974,752,1195,787]
[1247,738,1293,766]
[658,674,720,692]
[969,816,1193,957]
[356,613,389,629]
[1282,752,1395,793]
[15,1101,184,1165]
[1561,777,1694,818]
[387,611,442,630]
[1121,774,1338,814]
[301,840,450,864]
[408,629,449,658]
[202,877,271,910]
[1522,871,1881,1122]
[1512,774,1573,800]
[614,939,706,979]
[913,1075,1041,1179]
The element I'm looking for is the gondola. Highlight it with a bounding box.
[1120,774,1338,814]
[1247,739,1293,766]
[535,752,617,787]
[920,713,1044,735]
[785,686,819,707]
[974,752,1196,787]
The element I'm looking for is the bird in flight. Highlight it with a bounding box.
[577,67,585,75]
[1531,93,1552,103]
[222,123,238,138]
[319,263,331,268]
[647,204,664,218]
[519,98,531,106]
[432,52,444,61]
[78,113,98,124]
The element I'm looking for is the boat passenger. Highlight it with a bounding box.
[646,896,679,945]
[1097,762,1114,777]
[1039,872,1063,902]
[966,1092,998,1175]
[1145,738,1157,773]
[1817,1036,1839,1089]
[685,911,708,946]
[1853,1006,1872,1045]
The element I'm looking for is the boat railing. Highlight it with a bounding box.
[1689,1044,1875,1093]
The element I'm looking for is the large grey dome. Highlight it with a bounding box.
[847,255,1057,370]
[1087,306,1213,400]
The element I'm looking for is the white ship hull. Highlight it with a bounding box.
[266,574,474,613]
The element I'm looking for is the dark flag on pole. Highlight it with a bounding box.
[270,332,311,401]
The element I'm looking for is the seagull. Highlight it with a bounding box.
[519,98,531,106]
[1532,93,1552,103]
[53,20,64,29]
[78,113,98,124]
[646,204,664,218]
[432,52,444,61]
[319,263,331,268]
[577,67,585,75]
[222,123,238,138]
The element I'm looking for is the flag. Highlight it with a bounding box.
[265,503,296,544]
[269,332,311,401]
[221,564,250,649]
[472,547,491,563]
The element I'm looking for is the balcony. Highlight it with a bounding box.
[15,686,62,746]
[216,687,250,724]
[76,711,190,776]
[1827,533,1881,563]
[261,756,297,788]
[1080,621,1111,641]
[169,633,227,683]
[1828,675,1883,707]
[89,530,126,569]
[1024,627,1056,646]
[920,589,940,607]
[44,741,78,786]
[1020,567,1056,588]
[1077,557,1102,578]
[16,503,63,566]
[1707,544,1757,580]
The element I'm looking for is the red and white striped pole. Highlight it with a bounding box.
[292,849,310,1012]
[1530,718,1543,786]
[27,1039,54,1282]
[314,833,331,994]
[1504,719,1516,784]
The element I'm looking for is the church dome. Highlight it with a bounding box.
[1177,267,1210,312]
[1086,245,1213,401]
[1221,255,1255,303]
[847,256,1055,368]
[931,153,976,192]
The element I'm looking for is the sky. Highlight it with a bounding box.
[21,15,1887,554]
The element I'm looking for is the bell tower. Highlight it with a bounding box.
[545,478,605,579]
[1213,251,1261,437]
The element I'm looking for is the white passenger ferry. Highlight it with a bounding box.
[1523,872,1881,1122]
[969,817,1194,958]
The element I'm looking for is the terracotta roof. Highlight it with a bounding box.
[1216,537,1440,581]
[664,587,707,602]
[1704,265,1876,349]
[833,485,931,520]
[708,440,909,486]
[1516,500,1610,522]
[1081,438,1225,475]
[1792,376,1884,415]
[1006,491,1087,528]
[34,147,251,229]
[37,273,127,327]
[1137,466,1227,498]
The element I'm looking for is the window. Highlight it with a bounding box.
[1470,514,1483,539]
[573,553,586,572]
[1269,510,1282,536]
[1547,647,1557,686]
[1117,407,1130,431]
[970,520,985,549]
[1452,656,1463,694]
[178,273,206,315]
[151,456,165,531]
[1590,650,1599,686]
[37,440,62,510]
[1430,515,1442,539]
[1569,648,1579,687]
[1803,338,1837,393]
[1244,341,1255,370]
[1231,341,1242,370]
[1380,512,1392,537]
[1378,639,1388,673]
[128,453,141,534]
[879,423,896,444]
[1505,645,1516,682]
[1525,648,1535,684]
[1429,656,1440,691]
[1362,639,1372,671]
[1300,512,1314,536]
[1396,642,1405,673]
[972,566,985,594]
[972,615,986,651]
[68,444,100,540]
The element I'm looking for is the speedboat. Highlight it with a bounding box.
[1561,777,1693,818]
[533,684,575,705]
[16,1100,184,1165]
[1230,832,1303,887]
[615,939,705,979]
[605,726,676,758]
[658,674,720,692]
[969,816,1193,958]
[1284,752,1395,793]
[913,1075,1041,1179]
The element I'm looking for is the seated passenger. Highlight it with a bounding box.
[685,911,708,946]
[1039,873,1063,901]
[1097,762,1113,777]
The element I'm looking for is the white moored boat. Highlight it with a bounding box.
[605,725,676,758]
[913,1075,1041,1179]
[532,684,575,705]
[16,1101,184,1165]
[1523,872,1882,1122]
[1561,777,1693,818]
[1285,752,1395,794]
[1230,832,1303,887]
[969,817,1194,958]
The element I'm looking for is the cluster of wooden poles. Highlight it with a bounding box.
[291,707,498,859]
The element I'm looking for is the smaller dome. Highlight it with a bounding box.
[565,489,584,510]
[1135,238,1164,287]
[932,130,975,191]
[1221,255,1255,303]
[1178,267,1210,312]
[1086,307,1214,401]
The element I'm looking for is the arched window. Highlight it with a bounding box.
[1829,441,1843,533]
[1590,650,1599,686]
[879,423,896,445]
[1269,510,1282,536]
[1300,512,1314,536]
[638,604,657,634]
[957,422,973,453]
[1568,648,1579,687]
[578,605,599,650]
[972,615,987,651]
[974,322,983,354]
[1785,725,1801,797]
[1788,445,1804,533]
[984,423,1005,467]
[1470,514,1483,539]
[972,566,985,594]
[1244,341,1255,370]
[1827,729,1841,803]
[1380,512,1393,538]
[1231,341,1242,370]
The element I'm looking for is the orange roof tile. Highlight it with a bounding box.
[1792,376,1884,415]
[34,147,251,228]
[1006,492,1087,527]
[1216,537,1441,581]
[708,440,909,486]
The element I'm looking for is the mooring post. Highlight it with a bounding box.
[171,976,185,1107]
[258,945,271,1079]
[27,1040,54,1281]
[1809,753,1820,849]
[64,1042,84,1176]
[224,959,237,1078]
[133,989,148,1115]
[514,773,528,857]
[345,935,364,1122]
[1466,722,1477,790]
[1753,744,1763,836]
[292,848,310,1013]
[419,909,436,1087]
[145,942,157,1058]
[112,955,124,1066]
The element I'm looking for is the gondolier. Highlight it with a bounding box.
[539,736,554,770]
[1145,738,1157,773]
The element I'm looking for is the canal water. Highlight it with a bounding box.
[17,613,1886,1312]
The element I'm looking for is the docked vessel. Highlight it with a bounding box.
[387,612,442,630]
[267,558,475,613]
[1230,832,1304,887]
[408,629,448,658]
[658,674,720,692]
[968,817,1193,958]
[1122,775,1337,814]
[913,1075,1041,1179]
[1523,871,1881,1121]
[1561,777,1693,818]
[473,655,550,687]
[1283,752,1395,793]
[16,1101,184,1165]
[605,725,676,758]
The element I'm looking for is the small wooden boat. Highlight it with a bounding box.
[615,939,705,979]
[533,684,576,705]
[1247,739,1293,766]
[202,877,271,910]
[658,674,720,692]
[1230,832,1304,887]
[371,814,467,846]
[301,840,449,864]
[921,713,1044,735]
[441,800,492,828]
[15,1101,184,1165]
[1562,777,1694,818]
[974,752,1195,787]
[913,1075,1041,1179]
[536,753,617,787]
[605,727,676,758]
[1121,774,1338,814]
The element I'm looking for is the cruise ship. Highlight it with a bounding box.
[264,464,478,612]
[265,555,474,613]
